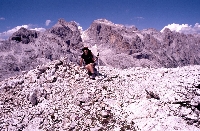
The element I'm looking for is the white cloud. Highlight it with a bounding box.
[0,25,29,40]
[125,24,136,28]
[45,20,51,26]
[78,26,83,31]
[0,17,5,20]
[75,22,83,32]
[30,27,46,32]
[0,25,46,40]
[161,23,200,34]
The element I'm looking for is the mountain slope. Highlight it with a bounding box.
[0,58,200,131]
[1,18,200,82]
[0,19,83,81]
[83,19,200,68]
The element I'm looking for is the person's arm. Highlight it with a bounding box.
[95,53,99,62]
[91,53,97,62]
[80,58,83,67]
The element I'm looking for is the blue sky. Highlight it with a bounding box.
[0,0,200,40]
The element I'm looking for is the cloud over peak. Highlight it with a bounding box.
[161,23,200,34]
[45,20,51,26]
[0,25,46,40]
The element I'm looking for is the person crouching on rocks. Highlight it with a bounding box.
[79,47,96,80]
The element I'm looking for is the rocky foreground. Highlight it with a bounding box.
[0,58,200,131]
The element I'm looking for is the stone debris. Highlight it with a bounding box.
[0,58,200,131]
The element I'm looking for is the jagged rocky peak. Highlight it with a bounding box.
[128,25,138,32]
[53,18,79,31]
[142,28,160,35]
[84,19,200,68]
[48,18,82,44]
[85,18,139,46]
[93,19,138,32]
[94,19,114,24]
[162,27,172,34]
[92,18,138,33]
[9,27,39,44]
[0,18,83,82]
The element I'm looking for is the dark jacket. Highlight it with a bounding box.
[81,50,94,65]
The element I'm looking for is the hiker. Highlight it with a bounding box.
[79,47,96,79]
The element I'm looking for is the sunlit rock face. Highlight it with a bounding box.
[0,19,83,81]
[0,58,200,131]
[1,18,200,81]
[84,19,200,69]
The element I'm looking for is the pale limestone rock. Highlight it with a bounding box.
[0,60,200,131]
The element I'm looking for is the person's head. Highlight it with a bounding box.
[82,47,89,55]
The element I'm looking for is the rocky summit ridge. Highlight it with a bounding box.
[84,19,200,69]
[0,58,200,130]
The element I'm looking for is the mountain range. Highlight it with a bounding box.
[0,19,200,130]
[0,18,200,81]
